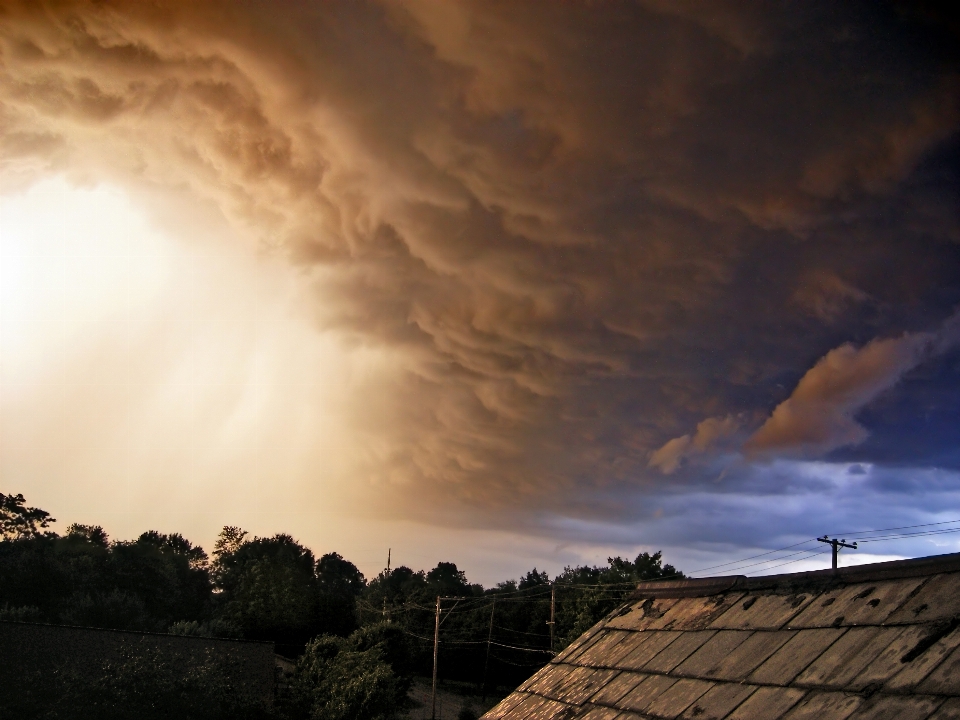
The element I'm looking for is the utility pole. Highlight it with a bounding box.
[482,597,496,702]
[818,536,857,570]
[432,596,441,720]
[382,549,391,623]
[548,583,556,654]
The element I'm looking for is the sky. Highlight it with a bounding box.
[1,0,959,586]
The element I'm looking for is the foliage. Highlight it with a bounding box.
[212,530,321,648]
[168,618,242,638]
[66,523,109,547]
[1,492,56,540]
[285,635,402,720]
[2,646,272,720]
[316,552,365,636]
[1,491,687,699]
[554,551,683,647]
[349,622,416,694]
[0,502,213,632]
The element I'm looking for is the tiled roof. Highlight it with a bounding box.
[482,553,960,720]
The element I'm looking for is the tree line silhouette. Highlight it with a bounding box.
[1,491,683,719]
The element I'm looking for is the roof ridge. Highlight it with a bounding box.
[633,552,960,598]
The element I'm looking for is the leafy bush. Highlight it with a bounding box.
[348,622,415,693]
[168,617,242,638]
[285,635,402,720]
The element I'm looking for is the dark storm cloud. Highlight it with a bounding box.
[1,0,958,536]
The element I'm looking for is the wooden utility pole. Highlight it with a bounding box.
[548,583,556,653]
[382,549,391,622]
[432,595,441,720]
[482,597,496,702]
[818,536,857,570]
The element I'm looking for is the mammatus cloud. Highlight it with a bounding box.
[1,0,958,538]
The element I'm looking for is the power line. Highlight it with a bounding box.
[690,546,825,577]
[832,518,960,538]
[854,528,960,543]
[743,549,831,576]
[685,539,819,576]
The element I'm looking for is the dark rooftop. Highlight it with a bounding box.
[483,553,960,720]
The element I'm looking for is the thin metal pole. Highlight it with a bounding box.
[482,597,496,702]
[432,596,440,720]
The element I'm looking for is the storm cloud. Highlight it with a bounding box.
[1,0,959,567]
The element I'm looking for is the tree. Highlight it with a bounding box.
[348,622,415,695]
[1,493,56,540]
[65,524,109,547]
[554,551,684,648]
[426,562,470,597]
[286,635,402,720]
[212,529,320,648]
[316,552,365,637]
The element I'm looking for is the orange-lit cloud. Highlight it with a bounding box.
[747,312,960,457]
[1,0,959,568]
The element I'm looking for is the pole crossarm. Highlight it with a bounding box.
[818,535,858,570]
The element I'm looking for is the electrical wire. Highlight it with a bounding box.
[831,518,960,538]
[852,528,960,543]
[685,539,819,576]
[743,549,831,576]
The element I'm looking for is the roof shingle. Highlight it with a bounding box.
[484,553,960,720]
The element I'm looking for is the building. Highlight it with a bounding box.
[483,553,960,720]
[0,620,277,706]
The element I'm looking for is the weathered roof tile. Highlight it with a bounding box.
[780,691,862,720]
[918,641,960,695]
[794,627,881,688]
[702,629,795,681]
[748,628,844,685]
[586,671,646,707]
[484,553,960,720]
[641,631,716,674]
[484,689,528,719]
[616,673,677,714]
[607,598,682,631]
[521,661,569,694]
[887,625,960,691]
[846,625,930,691]
[550,668,618,705]
[789,579,926,628]
[616,631,681,671]
[615,594,745,632]
[677,683,756,720]
[710,593,813,630]
[579,631,635,667]
[559,628,608,664]
[846,693,942,720]
[642,677,713,719]
[724,686,806,720]
[672,630,752,678]
[886,574,960,624]
[570,704,623,720]
[928,696,960,719]
[603,631,654,667]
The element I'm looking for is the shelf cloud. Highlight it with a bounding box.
[1,0,959,562]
